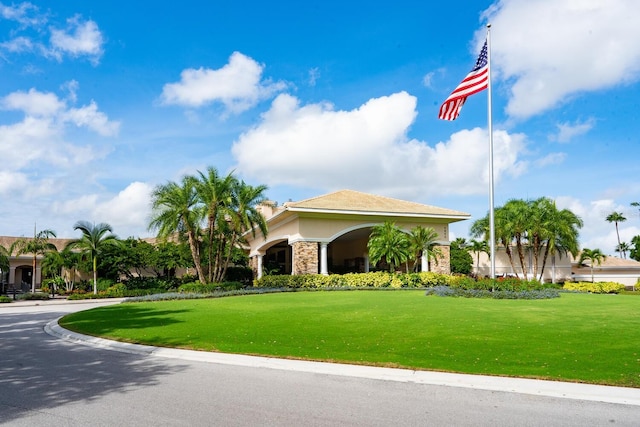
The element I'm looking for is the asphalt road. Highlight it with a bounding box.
[1,301,639,426]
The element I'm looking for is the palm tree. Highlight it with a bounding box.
[631,202,640,218]
[219,179,269,282]
[66,221,119,294]
[615,242,630,259]
[536,199,582,282]
[13,228,57,292]
[367,221,411,272]
[149,175,206,283]
[606,212,627,248]
[471,206,521,278]
[578,248,606,283]
[407,226,441,272]
[468,239,490,274]
[194,167,235,283]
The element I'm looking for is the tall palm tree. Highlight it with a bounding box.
[149,175,206,283]
[471,206,520,278]
[408,226,441,272]
[218,179,269,282]
[606,212,626,248]
[468,239,490,274]
[367,221,411,272]
[195,167,235,283]
[631,202,640,218]
[615,242,630,259]
[13,228,57,292]
[502,199,530,277]
[66,221,119,294]
[537,203,582,282]
[578,248,606,283]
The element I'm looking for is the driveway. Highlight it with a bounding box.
[1,300,639,426]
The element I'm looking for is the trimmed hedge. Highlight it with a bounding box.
[563,281,625,294]
[253,272,545,292]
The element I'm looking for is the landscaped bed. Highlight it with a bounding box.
[59,290,640,387]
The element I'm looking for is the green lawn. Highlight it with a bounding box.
[60,291,640,387]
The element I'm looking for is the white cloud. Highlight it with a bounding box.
[49,15,104,64]
[63,101,120,136]
[0,2,44,27]
[94,182,153,237]
[308,67,320,87]
[482,0,640,118]
[555,196,640,255]
[0,36,34,53]
[0,88,117,169]
[549,119,595,143]
[535,152,566,167]
[1,88,64,116]
[422,68,444,89]
[232,92,527,199]
[160,51,287,113]
[0,171,29,195]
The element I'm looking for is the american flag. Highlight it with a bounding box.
[438,41,488,121]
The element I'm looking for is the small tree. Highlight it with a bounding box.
[408,226,441,272]
[578,248,606,283]
[615,242,630,259]
[66,221,120,294]
[12,228,57,292]
[450,238,473,275]
[468,239,490,274]
[367,221,411,272]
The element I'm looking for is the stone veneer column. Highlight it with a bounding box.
[431,245,451,274]
[292,241,319,275]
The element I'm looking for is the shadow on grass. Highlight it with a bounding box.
[0,310,189,425]
[59,305,191,336]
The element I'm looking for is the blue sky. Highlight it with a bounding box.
[1,0,639,256]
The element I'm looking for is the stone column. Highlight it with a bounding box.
[320,243,328,275]
[256,254,263,279]
[292,241,319,275]
[421,253,429,272]
[431,245,451,274]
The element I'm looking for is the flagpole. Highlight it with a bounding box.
[487,24,496,279]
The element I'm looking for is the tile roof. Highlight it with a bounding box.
[285,189,469,217]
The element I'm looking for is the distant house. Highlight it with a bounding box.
[0,236,74,293]
[471,247,640,288]
[244,189,470,278]
[572,255,640,289]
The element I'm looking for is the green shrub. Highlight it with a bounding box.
[563,281,625,294]
[17,292,50,301]
[0,295,12,303]
[224,266,253,284]
[122,276,179,291]
[178,281,245,294]
[105,283,127,297]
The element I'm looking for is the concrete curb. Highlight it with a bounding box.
[46,319,640,407]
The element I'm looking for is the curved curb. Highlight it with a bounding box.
[45,318,640,406]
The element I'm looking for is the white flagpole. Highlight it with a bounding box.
[487,24,496,279]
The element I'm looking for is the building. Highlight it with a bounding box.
[244,189,470,278]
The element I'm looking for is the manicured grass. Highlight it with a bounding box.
[60,291,640,387]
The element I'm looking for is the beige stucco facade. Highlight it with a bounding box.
[245,189,469,278]
[0,236,75,292]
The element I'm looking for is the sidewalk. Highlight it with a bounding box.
[0,296,126,308]
[44,315,640,408]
